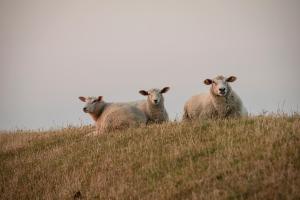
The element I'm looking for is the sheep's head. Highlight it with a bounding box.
[204,75,236,97]
[139,87,170,106]
[78,96,103,114]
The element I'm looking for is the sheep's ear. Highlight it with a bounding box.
[160,87,170,94]
[79,96,86,102]
[226,76,237,82]
[204,79,213,85]
[139,90,149,96]
[97,96,103,101]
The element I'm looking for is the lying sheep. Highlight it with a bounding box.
[79,96,147,134]
[183,75,247,120]
[132,87,170,124]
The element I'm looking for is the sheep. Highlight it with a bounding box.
[79,96,147,134]
[183,75,247,120]
[132,87,170,124]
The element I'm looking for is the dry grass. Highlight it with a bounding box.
[0,116,300,200]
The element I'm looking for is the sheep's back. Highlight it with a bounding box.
[184,93,212,119]
[96,104,146,133]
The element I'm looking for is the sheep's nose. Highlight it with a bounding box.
[219,88,225,93]
[83,107,87,112]
[154,100,158,104]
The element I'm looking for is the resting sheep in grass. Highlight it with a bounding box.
[183,75,247,120]
[133,87,170,124]
[79,96,147,134]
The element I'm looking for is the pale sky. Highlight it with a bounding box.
[1,0,300,130]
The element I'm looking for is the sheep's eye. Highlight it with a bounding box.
[92,100,97,103]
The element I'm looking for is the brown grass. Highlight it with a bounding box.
[0,116,300,200]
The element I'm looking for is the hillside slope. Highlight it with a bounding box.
[0,116,300,199]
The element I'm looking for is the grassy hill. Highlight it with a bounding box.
[0,116,299,199]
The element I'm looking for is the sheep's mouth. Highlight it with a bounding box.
[218,92,227,96]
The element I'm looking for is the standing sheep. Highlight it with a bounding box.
[133,87,170,124]
[79,96,147,134]
[183,75,247,120]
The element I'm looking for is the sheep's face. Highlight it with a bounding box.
[139,87,170,106]
[204,76,237,97]
[79,96,103,113]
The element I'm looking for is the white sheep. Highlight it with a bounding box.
[132,87,170,124]
[183,75,247,120]
[79,96,147,134]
